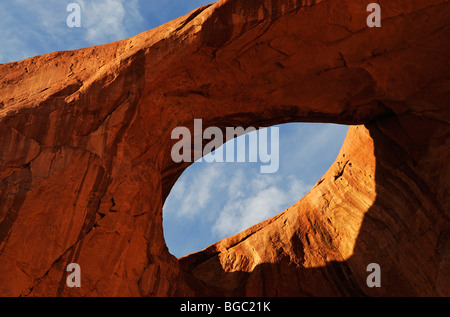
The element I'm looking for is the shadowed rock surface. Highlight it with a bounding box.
[0,0,448,296]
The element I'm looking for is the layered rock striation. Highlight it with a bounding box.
[0,0,449,296]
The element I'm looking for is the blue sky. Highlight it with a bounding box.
[0,0,212,63]
[0,1,349,257]
[164,123,348,257]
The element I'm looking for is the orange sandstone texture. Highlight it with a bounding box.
[0,0,449,296]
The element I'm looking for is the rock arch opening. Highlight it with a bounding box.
[0,0,447,297]
[163,122,349,257]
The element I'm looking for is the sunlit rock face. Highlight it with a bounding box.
[0,0,448,296]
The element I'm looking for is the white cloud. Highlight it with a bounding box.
[78,0,142,44]
[165,164,225,219]
[211,170,312,239]
[287,175,311,198]
[0,0,145,63]
[227,169,246,198]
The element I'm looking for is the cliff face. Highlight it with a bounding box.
[0,0,449,296]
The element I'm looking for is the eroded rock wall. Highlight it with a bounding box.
[0,0,448,296]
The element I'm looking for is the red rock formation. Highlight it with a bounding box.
[0,0,448,296]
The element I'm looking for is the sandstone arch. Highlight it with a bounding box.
[0,0,448,296]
